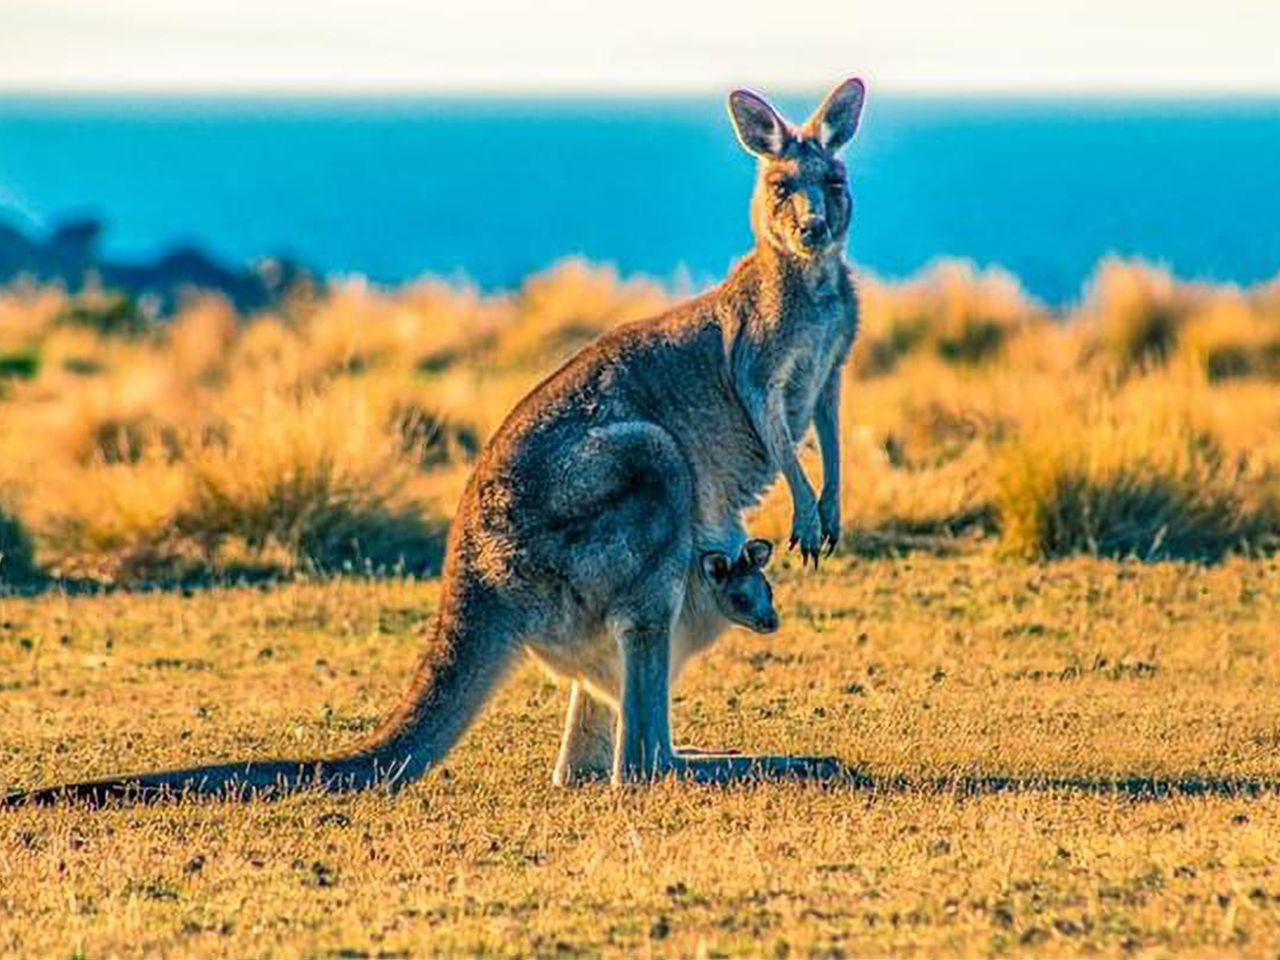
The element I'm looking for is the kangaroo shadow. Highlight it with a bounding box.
[818,764,1280,800]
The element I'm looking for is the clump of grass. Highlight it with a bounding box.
[391,400,480,468]
[177,386,445,576]
[885,398,1010,470]
[0,282,65,350]
[995,417,1261,562]
[747,374,1001,554]
[30,461,194,582]
[56,288,154,338]
[0,349,39,383]
[856,259,1040,376]
[1178,297,1280,382]
[163,295,239,384]
[1077,257,1201,376]
[24,383,449,584]
[491,259,669,368]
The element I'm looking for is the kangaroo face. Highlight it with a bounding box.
[728,78,866,261]
[700,539,779,634]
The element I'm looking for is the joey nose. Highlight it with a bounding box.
[759,613,779,633]
[800,218,829,247]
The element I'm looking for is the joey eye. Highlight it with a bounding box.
[770,181,790,200]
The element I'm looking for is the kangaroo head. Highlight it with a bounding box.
[700,538,779,634]
[728,77,866,261]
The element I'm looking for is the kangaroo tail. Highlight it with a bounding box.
[4,576,521,808]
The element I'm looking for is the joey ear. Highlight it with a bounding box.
[700,551,732,584]
[727,89,792,159]
[742,538,773,569]
[805,77,866,152]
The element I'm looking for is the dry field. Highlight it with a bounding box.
[3,556,1280,958]
[2,255,1278,585]
[2,256,1280,957]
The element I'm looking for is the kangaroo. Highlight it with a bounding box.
[3,77,866,806]
[547,538,779,785]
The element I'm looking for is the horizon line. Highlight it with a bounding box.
[5,84,1280,102]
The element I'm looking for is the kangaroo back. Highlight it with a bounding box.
[4,571,519,807]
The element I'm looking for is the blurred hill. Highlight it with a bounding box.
[0,217,314,314]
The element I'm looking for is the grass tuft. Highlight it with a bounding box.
[1079,257,1199,375]
[56,288,155,338]
[855,259,1041,376]
[995,418,1264,561]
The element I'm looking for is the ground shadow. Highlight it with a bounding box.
[0,520,450,599]
[830,766,1280,800]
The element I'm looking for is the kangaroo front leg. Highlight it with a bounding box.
[612,613,676,784]
[740,377,822,565]
[813,368,843,555]
[553,682,616,786]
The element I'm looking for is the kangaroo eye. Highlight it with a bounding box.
[827,178,845,192]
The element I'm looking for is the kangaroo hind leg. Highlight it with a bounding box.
[612,596,683,784]
[553,682,615,786]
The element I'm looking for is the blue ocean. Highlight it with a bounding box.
[1,95,1278,304]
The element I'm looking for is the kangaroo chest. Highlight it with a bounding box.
[780,288,855,435]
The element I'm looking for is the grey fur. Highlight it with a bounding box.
[552,539,780,785]
[4,78,865,806]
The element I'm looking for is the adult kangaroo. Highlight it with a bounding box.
[5,78,866,806]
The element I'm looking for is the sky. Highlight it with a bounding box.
[2,0,1280,95]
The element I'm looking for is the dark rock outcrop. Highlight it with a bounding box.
[0,217,314,313]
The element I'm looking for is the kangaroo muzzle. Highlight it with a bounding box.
[799,217,830,248]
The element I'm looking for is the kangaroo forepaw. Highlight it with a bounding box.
[789,503,824,569]
[818,490,841,557]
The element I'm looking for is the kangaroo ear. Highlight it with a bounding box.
[806,77,866,153]
[700,550,732,584]
[727,89,792,159]
[742,538,773,569]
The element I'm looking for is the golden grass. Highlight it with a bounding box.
[855,259,1045,376]
[4,557,1280,957]
[995,408,1271,562]
[3,259,1280,956]
[1,255,1279,585]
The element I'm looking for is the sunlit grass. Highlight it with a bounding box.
[2,258,1280,957]
[3,558,1280,957]
[1,255,1278,585]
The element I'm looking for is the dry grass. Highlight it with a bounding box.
[855,259,1045,376]
[4,557,1280,957]
[2,255,1279,582]
[3,258,1280,956]
[995,416,1263,562]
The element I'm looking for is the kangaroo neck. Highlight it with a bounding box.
[750,239,848,315]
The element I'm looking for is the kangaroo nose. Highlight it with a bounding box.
[760,613,779,633]
[800,218,829,246]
